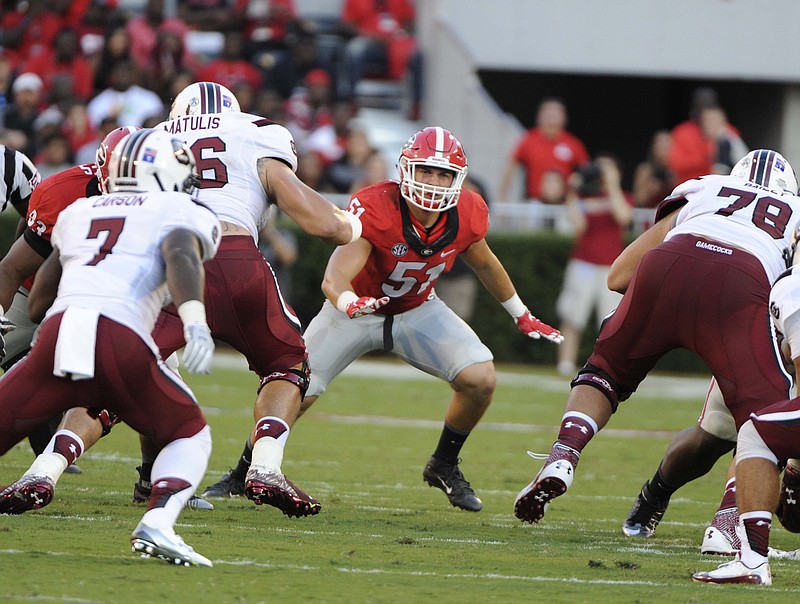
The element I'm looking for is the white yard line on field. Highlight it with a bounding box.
[211,352,711,400]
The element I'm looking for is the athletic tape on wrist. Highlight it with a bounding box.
[336,291,359,314]
[501,293,527,318]
[177,299,208,326]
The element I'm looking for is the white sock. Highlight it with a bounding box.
[25,452,68,483]
[251,438,285,472]
[140,425,212,530]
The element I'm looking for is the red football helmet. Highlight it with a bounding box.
[398,126,468,212]
[96,126,142,193]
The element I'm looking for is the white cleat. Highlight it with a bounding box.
[700,525,739,556]
[130,523,212,567]
[692,557,771,586]
[514,454,575,524]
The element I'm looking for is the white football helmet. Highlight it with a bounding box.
[730,149,798,195]
[169,81,241,119]
[106,129,198,194]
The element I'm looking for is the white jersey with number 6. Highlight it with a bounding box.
[158,112,298,241]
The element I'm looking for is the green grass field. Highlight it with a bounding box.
[2,354,800,602]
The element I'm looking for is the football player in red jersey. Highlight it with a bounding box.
[240,126,559,511]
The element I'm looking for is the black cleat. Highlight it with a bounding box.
[201,469,246,499]
[423,457,482,512]
[622,483,669,538]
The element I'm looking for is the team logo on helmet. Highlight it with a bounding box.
[391,243,408,257]
[142,147,158,163]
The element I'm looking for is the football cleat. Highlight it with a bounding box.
[201,469,246,498]
[132,467,213,510]
[131,522,212,567]
[245,467,321,517]
[622,483,669,538]
[692,557,771,586]
[777,463,800,533]
[422,457,483,512]
[700,507,740,555]
[63,464,82,475]
[0,475,55,514]
[514,447,577,524]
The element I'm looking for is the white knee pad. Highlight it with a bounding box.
[698,378,737,442]
[736,420,778,464]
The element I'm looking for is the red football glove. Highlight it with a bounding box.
[346,295,390,319]
[515,311,564,343]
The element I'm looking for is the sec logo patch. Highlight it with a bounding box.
[391,243,408,257]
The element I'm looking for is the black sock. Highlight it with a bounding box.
[432,423,469,465]
[231,439,253,480]
[644,465,679,502]
[138,461,154,484]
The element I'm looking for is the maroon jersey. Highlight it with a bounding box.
[348,181,489,315]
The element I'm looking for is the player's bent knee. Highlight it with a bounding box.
[736,420,778,464]
[258,361,311,398]
[570,363,626,412]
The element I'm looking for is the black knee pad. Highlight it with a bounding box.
[258,360,311,398]
[570,363,628,412]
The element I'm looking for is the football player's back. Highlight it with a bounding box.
[160,111,297,240]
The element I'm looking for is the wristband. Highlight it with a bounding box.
[177,299,208,326]
[336,291,359,313]
[0,304,4,316]
[501,293,527,318]
[343,210,362,244]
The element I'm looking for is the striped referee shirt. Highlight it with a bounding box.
[1,145,40,214]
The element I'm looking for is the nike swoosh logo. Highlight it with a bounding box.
[441,249,456,257]
[438,478,453,494]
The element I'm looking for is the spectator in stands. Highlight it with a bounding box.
[127,0,190,72]
[34,132,73,180]
[296,150,331,192]
[702,105,748,174]
[667,86,745,184]
[325,127,375,194]
[632,129,674,208]
[87,60,165,128]
[178,0,243,32]
[62,100,98,159]
[74,115,117,165]
[261,28,327,100]
[0,0,65,69]
[254,88,288,124]
[145,29,200,102]
[196,30,263,92]
[350,148,389,193]
[21,28,94,102]
[242,0,299,65]
[92,26,132,95]
[539,169,567,205]
[338,0,420,106]
[284,68,335,155]
[555,154,632,377]
[499,97,590,203]
[4,73,45,158]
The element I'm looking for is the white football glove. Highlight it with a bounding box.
[0,314,15,360]
[182,322,214,374]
